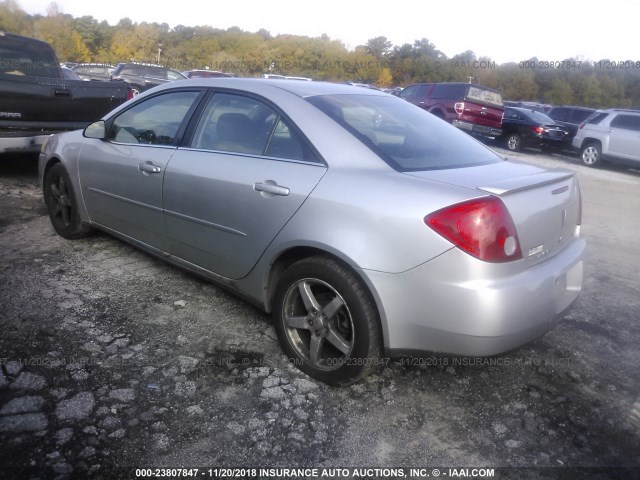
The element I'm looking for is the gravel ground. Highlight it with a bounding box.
[1,150,639,480]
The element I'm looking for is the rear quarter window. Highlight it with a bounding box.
[610,114,640,132]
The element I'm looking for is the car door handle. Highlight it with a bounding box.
[138,163,161,173]
[253,182,290,196]
[54,89,72,97]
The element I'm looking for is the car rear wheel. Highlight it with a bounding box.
[505,133,522,152]
[43,163,91,239]
[580,142,601,167]
[273,256,381,385]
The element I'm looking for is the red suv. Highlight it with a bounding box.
[400,83,504,138]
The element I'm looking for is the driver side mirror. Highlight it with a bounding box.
[83,120,106,140]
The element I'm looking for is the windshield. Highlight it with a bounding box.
[307,94,502,171]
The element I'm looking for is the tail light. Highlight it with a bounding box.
[454,102,465,115]
[531,126,544,134]
[425,197,523,263]
[578,122,585,129]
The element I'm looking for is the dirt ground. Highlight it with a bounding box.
[1,150,639,480]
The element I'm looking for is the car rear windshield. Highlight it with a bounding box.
[584,112,609,125]
[466,86,503,107]
[0,37,60,78]
[307,94,502,171]
[522,110,556,124]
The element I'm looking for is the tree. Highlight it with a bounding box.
[377,67,393,87]
[33,3,90,62]
[547,78,574,105]
[495,63,538,100]
[364,36,392,61]
[0,0,32,35]
[73,16,113,60]
[575,74,603,107]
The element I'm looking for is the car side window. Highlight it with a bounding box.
[191,93,314,161]
[549,108,569,122]
[610,114,640,132]
[108,91,200,146]
[431,84,466,100]
[399,85,418,100]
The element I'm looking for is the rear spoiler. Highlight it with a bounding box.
[478,169,575,196]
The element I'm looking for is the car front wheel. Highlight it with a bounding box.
[273,256,381,385]
[580,142,601,167]
[43,163,91,239]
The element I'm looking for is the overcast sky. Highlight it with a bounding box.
[16,0,640,64]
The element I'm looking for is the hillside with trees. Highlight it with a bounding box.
[1,0,639,108]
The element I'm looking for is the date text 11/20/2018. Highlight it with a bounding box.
[519,60,640,69]
[134,467,496,478]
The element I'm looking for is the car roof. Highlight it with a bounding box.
[507,106,539,114]
[548,105,595,111]
[154,78,390,98]
[602,108,640,114]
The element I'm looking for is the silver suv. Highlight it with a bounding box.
[572,109,640,167]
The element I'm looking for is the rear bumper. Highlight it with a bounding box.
[452,119,502,138]
[363,237,586,357]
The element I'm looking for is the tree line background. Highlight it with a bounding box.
[2,0,639,108]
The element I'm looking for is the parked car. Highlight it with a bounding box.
[261,74,312,81]
[399,82,504,138]
[110,63,187,95]
[0,32,131,155]
[501,107,570,152]
[39,79,584,385]
[71,63,115,82]
[572,109,640,167]
[60,66,83,81]
[546,106,596,141]
[348,82,380,90]
[183,70,235,79]
[503,101,551,113]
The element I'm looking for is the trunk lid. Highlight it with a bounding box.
[407,161,581,267]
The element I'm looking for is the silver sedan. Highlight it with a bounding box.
[39,79,585,385]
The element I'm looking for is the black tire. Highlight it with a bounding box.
[43,163,91,239]
[505,133,521,152]
[580,142,601,167]
[273,256,381,385]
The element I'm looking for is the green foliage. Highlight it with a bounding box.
[1,0,638,107]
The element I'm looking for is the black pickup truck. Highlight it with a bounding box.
[0,32,131,155]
